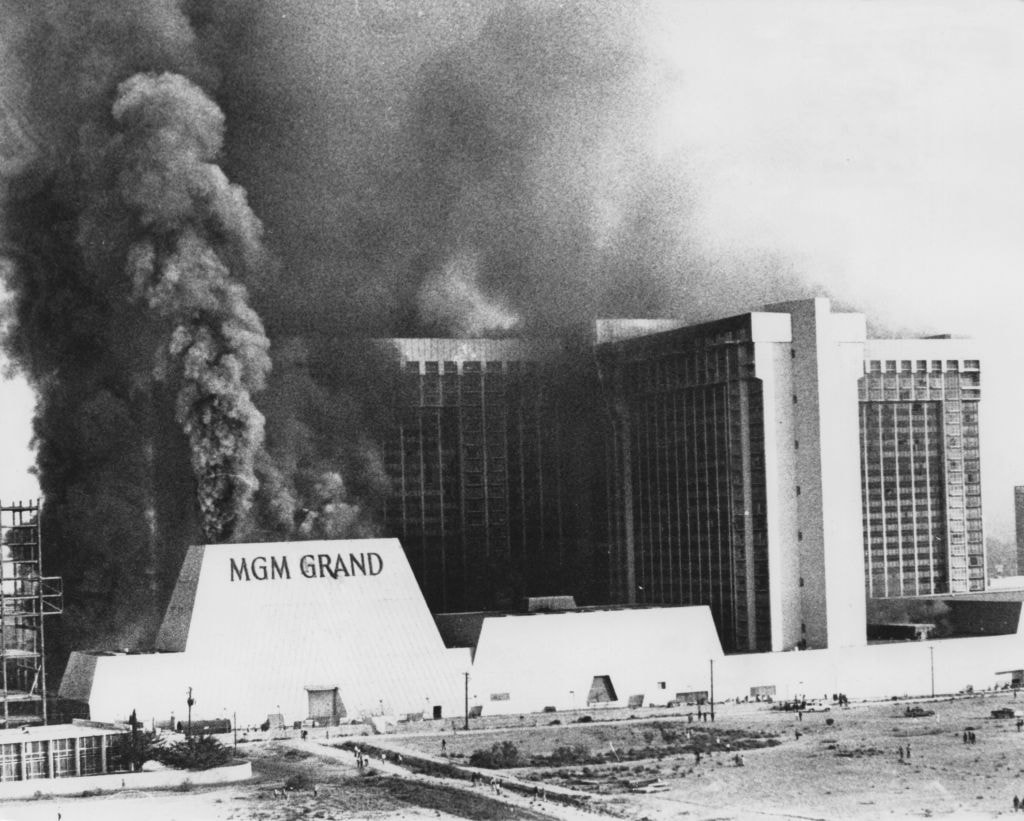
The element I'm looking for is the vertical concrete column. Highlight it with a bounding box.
[18,741,25,782]
[74,736,81,776]
[100,736,107,774]
[47,739,54,778]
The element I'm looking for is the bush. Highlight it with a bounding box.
[468,741,520,769]
[152,735,233,771]
[109,730,159,772]
[547,744,590,766]
[285,773,312,791]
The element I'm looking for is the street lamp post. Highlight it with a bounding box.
[463,672,470,730]
[930,646,935,698]
[186,687,195,739]
[709,659,715,722]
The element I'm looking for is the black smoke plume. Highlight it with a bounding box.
[1,0,811,667]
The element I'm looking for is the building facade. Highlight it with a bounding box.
[380,340,601,613]
[596,299,985,653]
[859,343,984,597]
[596,299,868,653]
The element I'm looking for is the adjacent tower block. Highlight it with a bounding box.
[859,343,983,596]
[596,298,868,653]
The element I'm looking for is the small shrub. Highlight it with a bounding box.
[546,744,590,766]
[285,773,312,791]
[152,735,233,771]
[576,715,593,723]
[469,741,520,769]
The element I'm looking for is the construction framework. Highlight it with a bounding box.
[0,501,61,725]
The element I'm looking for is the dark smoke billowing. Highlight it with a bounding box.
[0,0,809,663]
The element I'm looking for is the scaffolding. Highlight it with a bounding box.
[0,501,62,725]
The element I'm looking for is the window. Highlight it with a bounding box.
[0,744,19,782]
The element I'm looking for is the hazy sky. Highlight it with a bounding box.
[3,0,1024,536]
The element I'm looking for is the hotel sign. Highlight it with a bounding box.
[229,552,384,582]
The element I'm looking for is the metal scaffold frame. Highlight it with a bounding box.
[0,501,62,725]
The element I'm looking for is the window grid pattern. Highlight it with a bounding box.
[603,321,770,653]
[383,359,572,612]
[859,358,983,596]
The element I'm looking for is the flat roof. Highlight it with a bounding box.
[0,723,124,743]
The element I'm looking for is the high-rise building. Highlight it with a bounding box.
[596,299,867,652]
[596,298,983,653]
[1016,487,1024,576]
[380,339,602,613]
[858,343,984,597]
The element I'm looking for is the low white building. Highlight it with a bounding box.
[60,539,467,728]
[468,606,724,714]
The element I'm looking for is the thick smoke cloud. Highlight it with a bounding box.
[112,72,271,543]
[1,0,811,663]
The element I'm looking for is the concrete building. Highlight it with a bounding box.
[380,339,602,612]
[596,298,983,653]
[0,722,125,782]
[596,298,868,653]
[59,539,467,727]
[461,606,724,716]
[859,341,984,596]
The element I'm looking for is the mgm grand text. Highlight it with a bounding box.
[229,552,384,582]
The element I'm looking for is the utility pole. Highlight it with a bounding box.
[186,686,195,739]
[709,659,716,721]
[930,646,935,698]
[463,672,470,731]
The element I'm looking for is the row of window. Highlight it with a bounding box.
[865,359,980,374]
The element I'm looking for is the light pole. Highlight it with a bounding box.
[930,646,935,698]
[709,659,715,722]
[463,672,470,730]
[186,687,195,739]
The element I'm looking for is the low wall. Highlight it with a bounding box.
[0,761,252,800]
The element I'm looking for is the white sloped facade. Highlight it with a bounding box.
[468,607,725,715]
[59,539,466,727]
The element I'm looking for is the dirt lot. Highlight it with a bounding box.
[376,693,1024,819]
[6,693,1024,820]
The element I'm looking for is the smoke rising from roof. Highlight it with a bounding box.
[1,0,810,660]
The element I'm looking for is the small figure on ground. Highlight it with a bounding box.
[1014,795,1020,812]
